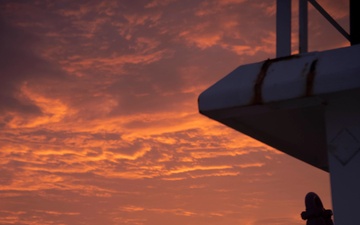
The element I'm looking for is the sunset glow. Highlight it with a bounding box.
[0,0,349,224]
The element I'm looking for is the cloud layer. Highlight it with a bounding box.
[0,0,345,224]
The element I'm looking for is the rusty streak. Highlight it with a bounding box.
[252,55,301,105]
[253,59,272,104]
[305,59,318,96]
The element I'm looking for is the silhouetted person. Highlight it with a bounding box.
[301,192,334,225]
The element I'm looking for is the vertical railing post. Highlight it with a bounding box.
[276,0,292,57]
[299,0,308,53]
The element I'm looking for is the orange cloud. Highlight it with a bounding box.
[5,84,72,129]
[166,165,232,175]
[180,30,223,49]
[145,0,175,8]
[0,1,334,225]
[124,12,162,27]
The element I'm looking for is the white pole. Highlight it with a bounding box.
[276,0,292,57]
[299,0,308,53]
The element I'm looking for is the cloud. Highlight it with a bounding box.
[0,1,334,225]
[166,165,232,175]
[252,217,303,225]
[0,16,75,131]
[0,18,49,115]
[179,23,223,49]
[145,0,175,8]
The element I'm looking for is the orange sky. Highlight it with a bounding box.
[0,0,350,224]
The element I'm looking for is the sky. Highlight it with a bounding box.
[0,0,350,225]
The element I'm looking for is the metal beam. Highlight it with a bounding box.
[308,0,350,41]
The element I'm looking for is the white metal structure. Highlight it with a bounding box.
[198,1,360,224]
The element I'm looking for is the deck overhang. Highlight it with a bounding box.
[198,45,360,171]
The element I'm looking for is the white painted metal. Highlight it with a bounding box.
[325,92,360,225]
[198,44,360,223]
[199,45,360,114]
